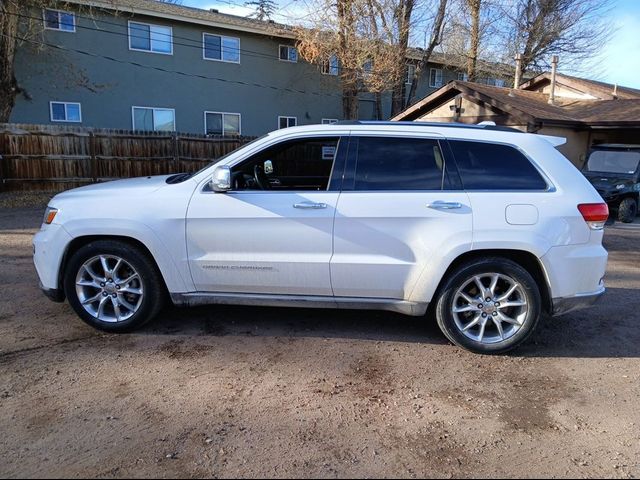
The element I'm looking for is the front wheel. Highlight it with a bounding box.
[618,197,638,223]
[63,240,165,332]
[435,257,542,354]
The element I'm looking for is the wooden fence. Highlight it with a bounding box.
[0,124,255,191]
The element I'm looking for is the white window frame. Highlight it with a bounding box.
[278,116,297,129]
[131,106,176,131]
[49,101,82,123]
[279,45,298,63]
[128,21,173,55]
[429,68,444,88]
[321,118,339,125]
[321,55,339,76]
[204,111,242,136]
[203,33,241,64]
[406,64,416,85]
[43,8,76,33]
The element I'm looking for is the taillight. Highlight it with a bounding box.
[578,203,609,230]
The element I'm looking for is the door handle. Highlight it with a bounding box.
[293,202,328,209]
[427,201,463,210]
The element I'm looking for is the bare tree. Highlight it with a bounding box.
[245,0,277,21]
[0,0,49,122]
[296,0,404,119]
[501,0,613,74]
[404,0,448,108]
[465,0,481,80]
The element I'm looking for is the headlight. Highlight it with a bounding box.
[43,207,58,225]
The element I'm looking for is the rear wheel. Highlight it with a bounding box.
[63,240,165,332]
[618,197,638,223]
[435,257,542,354]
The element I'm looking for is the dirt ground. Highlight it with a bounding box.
[0,200,639,479]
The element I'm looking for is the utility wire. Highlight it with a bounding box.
[4,31,347,98]
[11,8,397,75]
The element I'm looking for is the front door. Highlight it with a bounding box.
[331,135,472,300]
[186,135,346,296]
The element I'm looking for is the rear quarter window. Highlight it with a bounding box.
[449,140,548,190]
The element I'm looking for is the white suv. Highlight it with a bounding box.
[33,122,609,353]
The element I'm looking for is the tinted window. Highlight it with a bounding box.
[354,137,446,191]
[449,140,547,190]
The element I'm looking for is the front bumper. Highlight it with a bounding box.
[40,281,65,303]
[551,284,605,316]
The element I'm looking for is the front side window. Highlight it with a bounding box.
[278,116,297,129]
[449,140,548,190]
[50,102,81,122]
[132,107,175,131]
[129,22,173,54]
[430,68,443,88]
[204,34,240,63]
[232,137,341,191]
[279,45,298,62]
[322,55,339,76]
[205,112,241,136]
[44,9,76,32]
[354,137,447,191]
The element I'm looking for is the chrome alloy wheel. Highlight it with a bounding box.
[75,255,144,323]
[451,273,528,344]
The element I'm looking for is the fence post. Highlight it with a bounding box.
[89,132,97,183]
[172,132,179,173]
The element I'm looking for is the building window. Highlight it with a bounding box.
[362,59,373,77]
[321,118,338,125]
[429,68,443,88]
[279,45,298,63]
[406,64,416,84]
[321,55,339,76]
[278,116,297,129]
[128,21,173,54]
[50,102,81,123]
[132,107,175,131]
[204,33,240,63]
[457,72,469,81]
[205,111,241,136]
[43,9,76,32]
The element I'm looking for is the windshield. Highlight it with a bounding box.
[585,150,640,174]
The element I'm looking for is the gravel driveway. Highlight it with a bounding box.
[0,204,639,478]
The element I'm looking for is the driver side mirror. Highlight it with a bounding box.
[210,165,232,192]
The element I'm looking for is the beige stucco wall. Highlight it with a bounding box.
[418,96,502,121]
[537,126,591,167]
[534,83,598,100]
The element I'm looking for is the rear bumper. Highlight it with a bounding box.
[551,284,605,316]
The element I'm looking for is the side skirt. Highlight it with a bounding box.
[170,292,428,317]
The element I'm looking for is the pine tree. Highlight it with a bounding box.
[245,0,277,21]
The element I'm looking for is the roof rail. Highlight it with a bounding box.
[334,120,523,133]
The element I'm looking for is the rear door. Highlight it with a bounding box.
[331,134,473,300]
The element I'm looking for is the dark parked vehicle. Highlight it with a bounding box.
[582,144,640,223]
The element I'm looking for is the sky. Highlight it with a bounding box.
[182,0,640,89]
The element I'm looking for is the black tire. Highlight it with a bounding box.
[63,240,165,333]
[435,257,542,354]
[618,197,638,223]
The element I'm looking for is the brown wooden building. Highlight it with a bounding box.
[392,72,640,167]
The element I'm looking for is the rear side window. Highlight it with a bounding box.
[449,140,548,190]
[354,137,447,191]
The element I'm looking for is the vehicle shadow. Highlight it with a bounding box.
[141,286,640,358]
